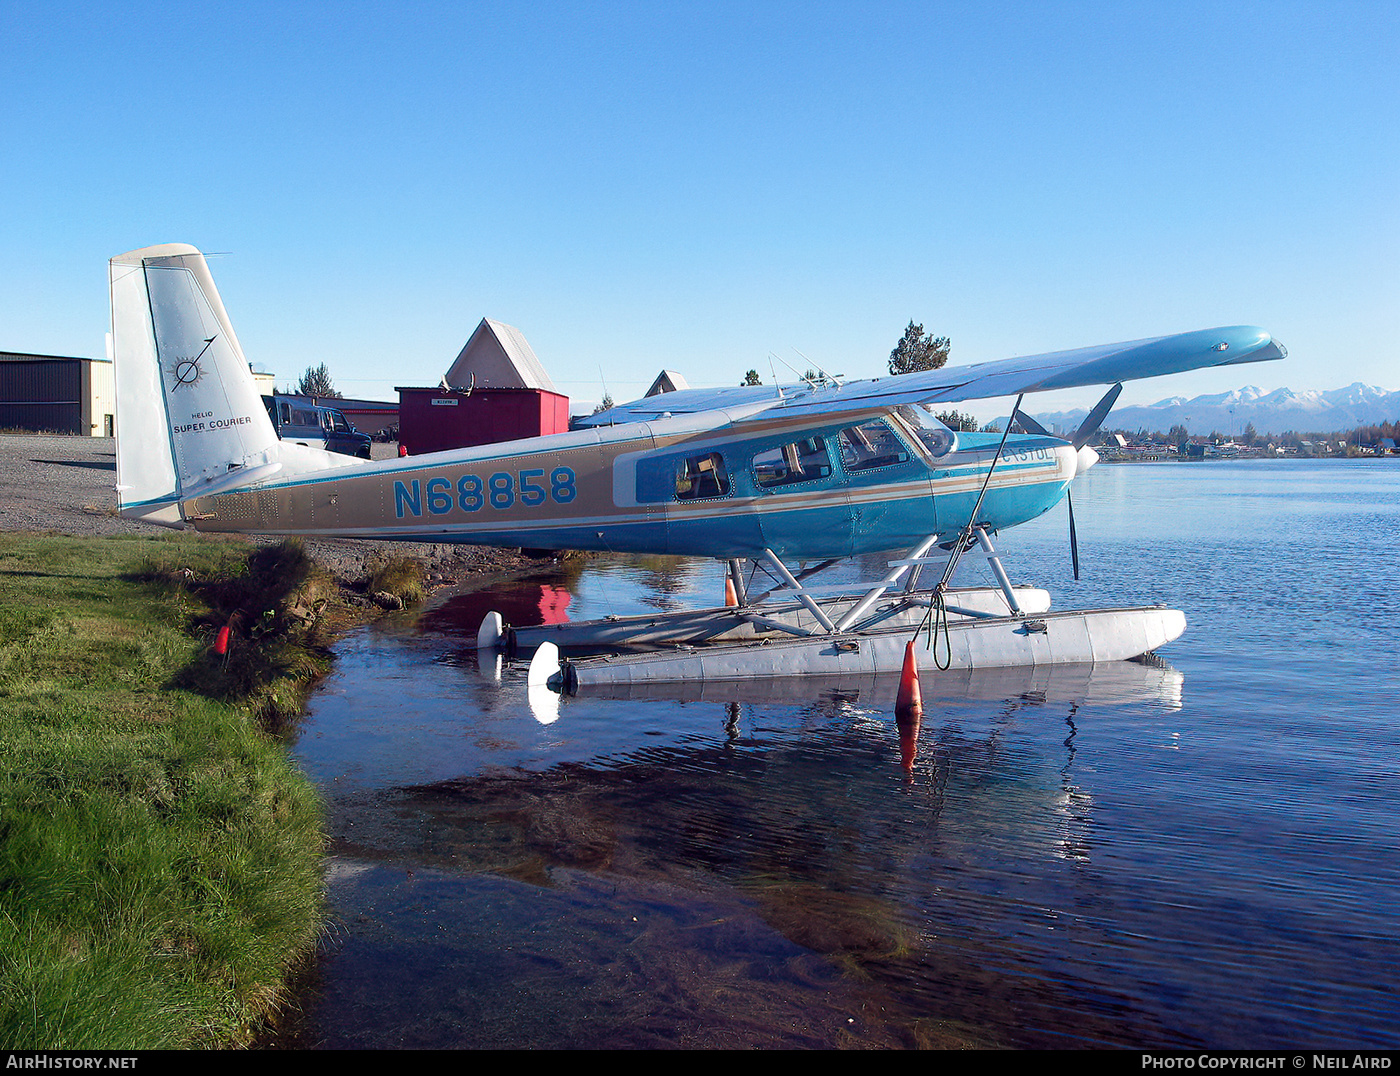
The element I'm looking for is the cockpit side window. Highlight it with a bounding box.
[838,420,911,472]
[892,404,957,458]
[751,436,832,489]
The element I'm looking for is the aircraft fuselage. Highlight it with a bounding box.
[186,406,1079,559]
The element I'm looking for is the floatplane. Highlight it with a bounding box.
[109,244,1284,694]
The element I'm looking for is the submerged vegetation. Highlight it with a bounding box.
[0,533,330,1048]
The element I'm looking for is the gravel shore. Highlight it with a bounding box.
[0,433,549,584]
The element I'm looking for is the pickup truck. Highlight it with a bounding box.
[262,395,372,459]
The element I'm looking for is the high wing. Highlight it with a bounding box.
[576,326,1285,426]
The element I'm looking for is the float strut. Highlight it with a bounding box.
[759,549,837,633]
[726,558,747,607]
[833,534,939,632]
[973,524,1023,616]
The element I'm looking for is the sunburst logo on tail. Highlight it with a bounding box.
[167,336,218,390]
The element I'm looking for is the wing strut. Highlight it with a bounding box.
[929,394,1025,597]
[907,394,1027,667]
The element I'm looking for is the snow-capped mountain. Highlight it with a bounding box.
[1028,384,1400,437]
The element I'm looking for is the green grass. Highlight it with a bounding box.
[133,538,343,732]
[0,533,326,1048]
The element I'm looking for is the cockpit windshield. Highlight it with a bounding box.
[892,404,958,458]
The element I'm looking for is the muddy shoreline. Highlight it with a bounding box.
[0,433,555,586]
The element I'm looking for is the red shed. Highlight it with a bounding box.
[397,318,570,454]
[396,385,570,454]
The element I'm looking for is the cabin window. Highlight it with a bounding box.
[838,421,912,472]
[635,450,732,503]
[751,436,832,489]
[674,452,730,500]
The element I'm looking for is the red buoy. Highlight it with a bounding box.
[895,640,923,772]
[398,443,409,457]
[895,640,921,716]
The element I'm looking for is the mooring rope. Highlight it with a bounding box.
[926,589,952,670]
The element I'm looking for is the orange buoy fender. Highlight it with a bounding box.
[895,640,923,772]
[895,640,921,716]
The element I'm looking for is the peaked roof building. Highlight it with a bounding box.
[444,318,555,392]
[645,370,690,397]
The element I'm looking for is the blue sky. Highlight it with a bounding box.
[3,1,1396,419]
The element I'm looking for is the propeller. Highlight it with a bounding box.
[1072,382,1122,449]
[1013,383,1122,581]
[1068,488,1081,580]
[1011,408,1051,437]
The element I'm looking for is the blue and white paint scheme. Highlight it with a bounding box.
[108,243,1285,681]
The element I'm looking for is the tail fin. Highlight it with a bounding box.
[110,244,282,525]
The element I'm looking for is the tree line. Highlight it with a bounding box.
[1105,418,1400,453]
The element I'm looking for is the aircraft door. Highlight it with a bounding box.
[662,446,759,556]
[750,432,854,558]
[836,419,932,554]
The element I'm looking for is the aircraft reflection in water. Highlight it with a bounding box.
[520,643,1185,769]
[414,638,1185,882]
[109,243,1282,691]
[369,700,1148,1046]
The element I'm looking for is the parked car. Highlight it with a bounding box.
[262,394,372,458]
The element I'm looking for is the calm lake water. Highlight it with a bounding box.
[274,459,1400,1049]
